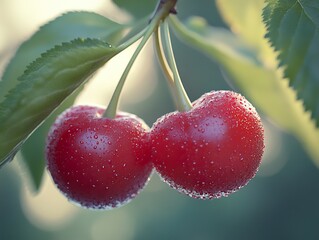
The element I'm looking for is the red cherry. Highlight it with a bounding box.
[46,105,152,209]
[150,91,264,199]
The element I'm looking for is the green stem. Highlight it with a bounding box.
[154,28,174,85]
[103,0,177,118]
[162,20,192,112]
[154,26,181,109]
[168,15,204,51]
[103,24,154,118]
[117,27,148,51]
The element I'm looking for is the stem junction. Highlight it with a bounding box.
[103,0,178,118]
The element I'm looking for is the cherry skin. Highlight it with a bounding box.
[150,91,264,199]
[46,105,153,209]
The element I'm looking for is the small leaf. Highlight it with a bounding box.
[20,86,83,191]
[112,0,157,18]
[0,38,121,166]
[20,134,46,190]
[169,15,319,166]
[0,11,126,103]
[263,0,319,126]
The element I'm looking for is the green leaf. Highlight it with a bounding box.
[0,38,121,167]
[0,11,126,103]
[263,0,319,126]
[169,15,319,166]
[112,0,157,18]
[0,10,142,190]
[300,0,319,26]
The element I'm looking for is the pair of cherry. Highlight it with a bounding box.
[46,90,264,210]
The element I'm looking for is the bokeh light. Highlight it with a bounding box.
[20,172,79,231]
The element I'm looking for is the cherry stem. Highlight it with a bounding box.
[154,27,180,109]
[154,28,174,85]
[103,28,153,119]
[103,0,178,119]
[162,20,192,112]
[117,27,148,51]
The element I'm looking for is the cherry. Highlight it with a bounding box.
[46,105,152,209]
[150,90,264,199]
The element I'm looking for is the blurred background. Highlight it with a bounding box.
[1,0,319,239]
